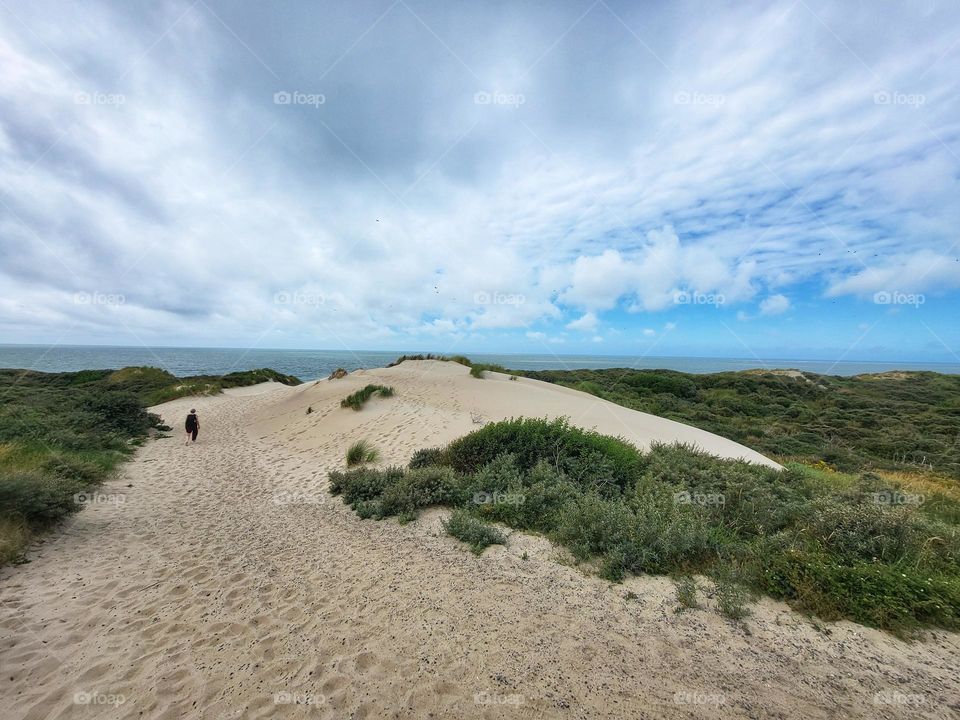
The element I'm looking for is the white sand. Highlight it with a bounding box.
[1,360,957,719]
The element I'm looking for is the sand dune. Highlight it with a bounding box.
[251,359,779,469]
[1,360,957,719]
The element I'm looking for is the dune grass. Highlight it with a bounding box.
[328,416,960,635]
[346,439,380,467]
[340,384,395,411]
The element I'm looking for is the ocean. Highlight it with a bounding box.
[1,344,957,380]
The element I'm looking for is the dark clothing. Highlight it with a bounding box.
[189,427,198,441]
[185,413,198,431]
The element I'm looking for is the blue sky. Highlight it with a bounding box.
[0,0,958,362]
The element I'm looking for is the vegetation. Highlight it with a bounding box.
[108,366,301,405]
[0,365,302,564]
[345,439,380,467]
[329,417,960,635]
[387,354,471,367]
[516,368,960,479]
[340,384,395,411]
[443,509,507,554]
[675,576,700,609]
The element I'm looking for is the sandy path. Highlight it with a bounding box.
[1,366,958,719]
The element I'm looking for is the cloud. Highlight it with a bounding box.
[566,312,598,332]
[759,294,791,316]
[643,328,656,336]
[826,252,960,298]
[0,0,958,355]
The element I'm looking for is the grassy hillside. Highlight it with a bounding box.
[0,366,301,564]
[516,368,960,479]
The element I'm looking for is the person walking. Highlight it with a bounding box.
[185,409,199,445]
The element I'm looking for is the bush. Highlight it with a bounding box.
[444,509,507,554]
[379,467,461,517]
[328,466,404,505]
[445,417,644,491]
[0,472,82,524]
[345,439,380,467]
[712,568,751,620]
[409,447,448,469]
[676,576,700,609]
[481,461,580,532]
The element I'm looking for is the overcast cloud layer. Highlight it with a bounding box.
[1,0,958,361]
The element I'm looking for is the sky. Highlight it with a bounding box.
[0,0,958,362]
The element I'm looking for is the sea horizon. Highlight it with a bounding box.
[1,343,958,379]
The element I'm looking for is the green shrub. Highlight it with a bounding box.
[379,467,460,516]
[445,417,644,491]
[712,567,751,619]
[409,447,448,469]
[0,472,82,524]
[345,439,380,466]
[328,466,403,504]
[481,461,580,532]
[676,576,700,609]
[444,509,507,554]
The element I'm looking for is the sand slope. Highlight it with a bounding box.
[1,361,958,719]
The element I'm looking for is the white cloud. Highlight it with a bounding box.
[643,328,656,336]
[826,251,960,298]
[759,294,791,316]
[566,312,598,332]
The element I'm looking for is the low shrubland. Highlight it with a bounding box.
[519,367,960,479]
[340,384,395,411]
[329,416,960,635]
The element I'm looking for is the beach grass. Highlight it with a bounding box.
[340,384,395,411]
[346,439,380,467]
